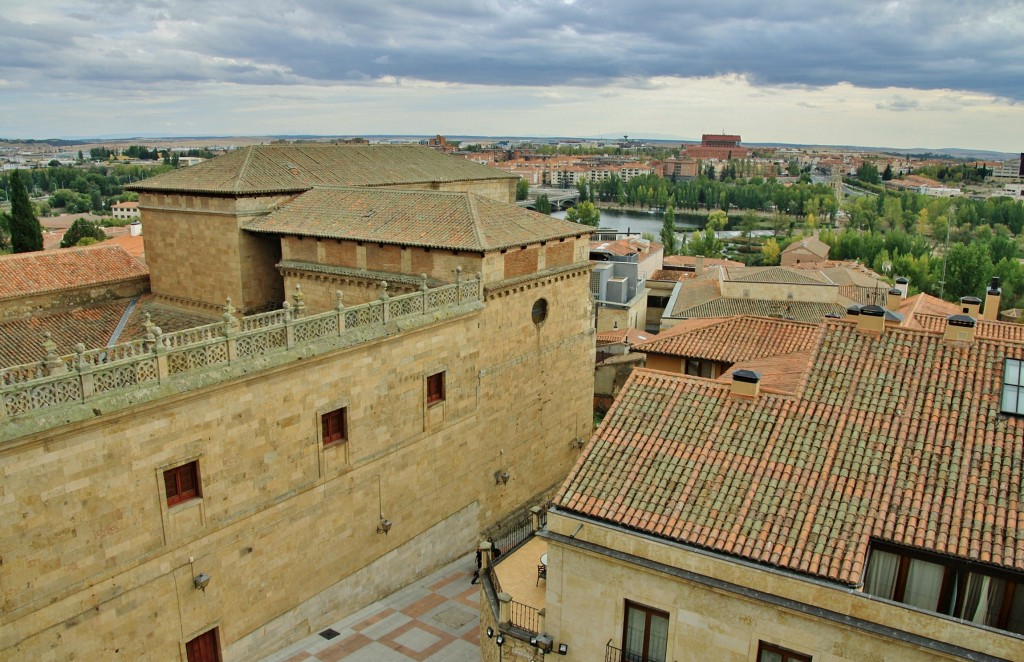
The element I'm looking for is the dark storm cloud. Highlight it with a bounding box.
[4,0,1023,99]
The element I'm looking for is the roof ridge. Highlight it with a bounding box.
[464,192,486,250]
[232,145,255,192]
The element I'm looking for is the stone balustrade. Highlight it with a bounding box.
[1,273,482,421]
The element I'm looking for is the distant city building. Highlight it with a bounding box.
[992,156,1023,180]
[110,201,140,220]
[685,133,751,160]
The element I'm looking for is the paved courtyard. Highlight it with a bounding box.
[259,553,481,662]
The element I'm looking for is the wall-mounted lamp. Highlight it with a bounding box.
[486,626,494,638]
[530,634,553,653]
[557,642,569,655]
[376,474,392,534]
[494,470,510,486]
[495,634,505,647]
[193,572,211,592]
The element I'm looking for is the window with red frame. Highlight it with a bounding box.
[427,372,445,405]
[758,641,812,662]
[164,461,200,507]
[321,407,348,446]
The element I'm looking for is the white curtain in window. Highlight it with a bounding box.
[903,558,945,611]
[863,550,899,599]
[961,573,989,623]
[624,607,646,660]
[648,612,668,662]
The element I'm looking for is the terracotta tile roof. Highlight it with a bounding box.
[781,235,830,257]
[910,314,1024,343]
[649,269,696,282]
[634,316,822,363]
[724,266,831,286]
[714,351,815,394]
[244,187,590,252]
[596,329,653,345]
[669,277,722,315]
[675,298,847,323]
[590,238,662,258]
[663,255,743,269]
[105,235,146,263]
[128,144,515,195]
[788,261,887,287]
[898,293,962,329]
[0,296,215,367]
[0,245,148,300]
[556,319,1024,584]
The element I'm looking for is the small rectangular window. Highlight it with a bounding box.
[321,408,347,446]
[427,372,445,405]
[164,461,200,507]
[1002,358,1024,415]
[758,641,812,662]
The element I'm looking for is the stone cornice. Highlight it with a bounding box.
[484,262,592,299]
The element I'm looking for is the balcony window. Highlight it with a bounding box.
[863,543,1024,634]
[621,601,668,662]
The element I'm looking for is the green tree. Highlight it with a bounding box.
[535,194,552,215]
[516,178,529,201]
[60,218,107,248]
[0,210,11,251]
[9,170,43,253]
[686,227,724,257]
[761,238,781,264]
[882,164,894,181]
[942,242,991,301]
[706,209,728,232]
[660,206,679,256]
[740,210,758,247]
[565,201,600,227]
[856,162,881,184]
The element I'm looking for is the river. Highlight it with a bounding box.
[551,207,774,240]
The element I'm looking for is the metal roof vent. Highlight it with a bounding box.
[731,369,761,398]
[894,276,909,298]
[887,287,902,310]
[857,304,885,334]
[985,276,1001,321]
[960,296,982,317]
[944,314,976,343]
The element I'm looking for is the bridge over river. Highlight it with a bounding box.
[516,188,580,211]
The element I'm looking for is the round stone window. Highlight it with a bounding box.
[532,298,549,325]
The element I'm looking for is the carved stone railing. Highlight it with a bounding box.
[1,273,482,421]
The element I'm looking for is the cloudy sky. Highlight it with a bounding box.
[2,1,1022,151]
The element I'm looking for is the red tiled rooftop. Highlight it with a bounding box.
[634,315,822,364]
[663,255,743,269]
[0,245,148,300]
[556,318,1024,585]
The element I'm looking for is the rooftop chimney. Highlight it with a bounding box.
[894,277,909,299]
[731,369,761,398]
[846,304,861,316]
[857,304,885,334]
[695,255,705,276]
[960,296,982,318]
[944,314,976,343]
[984,277,1001,322]
[887,288,902,310]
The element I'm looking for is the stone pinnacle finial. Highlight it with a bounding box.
[420,273,429,292]
[292,284,306,318]
[380,281,389,301]
[41,332,57,361]
[335,290,345,311]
